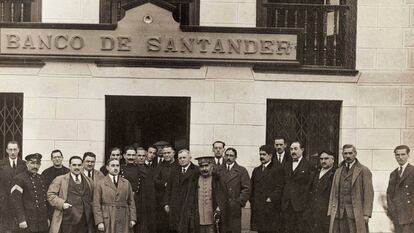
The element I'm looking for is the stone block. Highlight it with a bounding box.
[77,120,105,141]
[356,49,377,70]
[215,81,262,104]
[39,62,92,76]
[411,7,414,27]
[356,149,373,170]
[191,103,234,124]
[357,129,400,149]
[341,107,357,129]
[233,145,260,168]
[357,0,378,5]
[358,71,414,84]
[42,0,82,22]
[403,87,414,105]
[358,86,400,106]
[357,107,374,128]
[402,130,414,147]
[0,67,40,76]
[407,108,414,127]
[404,29,414,47]
[23,119,77,140]
[23,98,56,119]
[22,139,55,160]
[358,6,378,27]
[189,145,213,158]
[377,49,407,70]
[370,212,393,233]
[39,160,54,173]
[378,0,404,5]
[56,99,105,120]
[409,49,414,68]
[378,7,410,28]
[190,124,214,145]
[54,140,105,163]
[80,0,100,22]
[205,66,253,80]
[237,3,256,26]
[200,2,238,24]
[213,125,265,146]
[374,107,406,128]
[340,129,357,146]
[358,28,403,49]
[234,104,266,125]
[372,170,391,192]
[78,78,215,102]
[372,150,397,171]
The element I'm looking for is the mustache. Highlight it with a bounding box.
[260,158,265,161]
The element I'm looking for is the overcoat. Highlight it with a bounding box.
[219,162,251,233]
[178,172,228,233]
[328,160,374,233]
[386,163,414,225]
[163,162,199,231]
[93,175,137,233]
[47,172,94,233]
[0,157,26,231]
[250,162,284,232]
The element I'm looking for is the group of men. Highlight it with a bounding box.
[0,139,413,233]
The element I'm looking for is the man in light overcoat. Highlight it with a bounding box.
[328,144,374,233]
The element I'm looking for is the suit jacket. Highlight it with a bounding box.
[219,162,251,233]
[164,163,199,231]
[387,163,414,225]
[281,157,313,212]
[273,150,291,168]
[250,161,284,232]
[328,160,374,233]
[47,173,94,233]
[0,157,26,230]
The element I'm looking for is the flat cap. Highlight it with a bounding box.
[195,155,215,165]
[25,153,42,161]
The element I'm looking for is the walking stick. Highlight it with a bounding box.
[214,212,220,233]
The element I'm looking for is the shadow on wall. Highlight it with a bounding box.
[379,193,395,233]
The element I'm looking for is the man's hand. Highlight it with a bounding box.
[364,215,370,223]
[265,197,272,203]
[63,203,72,209]
[97,223,105,231]
[214,207,221,222]
[130,220,136,228]
[164,205,170,213]
[47,219,50,227]
[18,221,28,229]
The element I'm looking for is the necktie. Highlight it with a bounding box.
[227,165,230,172]
[88,170,92,178]
[398,166,403,177]
[113,176,118,188]
[278,155,282,163]
[262,165,266,171]
[12,160,16,170]
[217,159,221,166]
[75,174,80,184]
[346,163,350,171]
[182,168,186,174]
[292,158,298,162]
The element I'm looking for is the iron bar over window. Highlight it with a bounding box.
[0,0,41,22]
[0,93,23,160]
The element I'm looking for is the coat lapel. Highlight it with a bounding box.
[223,163,241,184]
[398,164,413,185]
[292,158,305,176]
[351,162,362,186]
[104,175,117,191]
[62,173,70,200]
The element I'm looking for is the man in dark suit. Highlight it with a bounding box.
[273,137,291,167]
[145,144,159,169]
[0,140,26,233]
[281,141,312,233]
[306,151,335,233]
[387,145,414,233]
[213,140,226,166]
[163,149,198,233]
[220,147,251,233]
[11,153,49,233]
[250,145,284,233]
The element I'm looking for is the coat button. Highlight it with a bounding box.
[408,201,411,204]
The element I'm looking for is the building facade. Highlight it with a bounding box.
[0,0,413,232]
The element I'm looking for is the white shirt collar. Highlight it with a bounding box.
[215,157,223,164]
[70,172,82,182]
[293,156,303,163]
[108,174,118,182]
[263,161,271,168]
[9,157,17,167]
[83,169,93,177]
[347,159,356,169]
[227,162,235,170]
[399,161,409,170]
[182,163,191,172]
[277,151,285,157]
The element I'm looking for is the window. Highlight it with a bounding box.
[105,95,190,160]
[100,0,199,25]
[0,0,41,22]
[0,93,23,160]
[256,0,356,70]
[266,99,341,167]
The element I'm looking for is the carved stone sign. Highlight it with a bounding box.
[0,2,302,66]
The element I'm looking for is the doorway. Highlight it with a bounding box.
[105,95,190,160]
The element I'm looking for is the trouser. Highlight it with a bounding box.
[60,213,88,233]
[395,223,414,233]
[283,204,304,233]
[199,225,215,233]
[333,212,356,233]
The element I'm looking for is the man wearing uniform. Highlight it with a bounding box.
[387,145,414,233]
[82,152,104,184]
[0,141,26,233]
[11,153,50,233]
[48,156,95,233]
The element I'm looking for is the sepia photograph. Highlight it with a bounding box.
[0,0,412,232]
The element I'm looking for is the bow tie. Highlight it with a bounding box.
[292,158,299,162]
